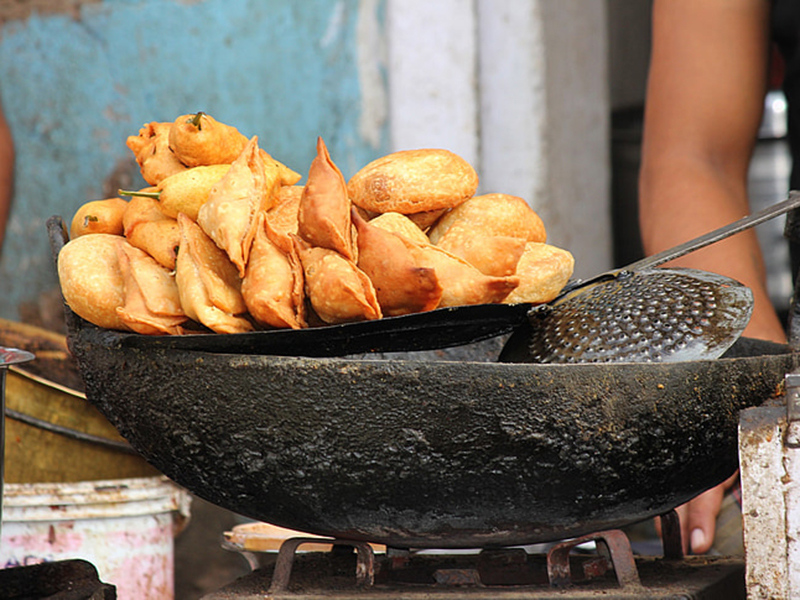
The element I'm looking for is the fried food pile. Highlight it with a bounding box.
[58,112,574,335]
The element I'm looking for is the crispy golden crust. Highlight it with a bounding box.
[428,193,547,245]
[397,237,519,307]
[367,212,429,245]
[197,137,282,277]
[70,197,129,239]
[353,209,442,316]
[242,212,306,329]
[298,137,354,259]
[503,243,574,304]
[126,122,187,185]
[175,213,253,334]
[116,243,187,335]
[57,234,131,331]
[347,149,478,214]
[123,194,180,270]
[294,237,381,324]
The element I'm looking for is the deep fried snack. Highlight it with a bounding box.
[503,243,575,304]
[428,193,546,244]
[70,197,129,239]
[57,233,131,331]
[137,164,232,220]
[294,237,381,324]
[347,149,478,214]
[367,212,429,245]
[242,212,306,329]
[126,122,187,185]
[298,137,354,259]
[353,209,442,316]
[169,112,249,168]
[406,209,448,231]
[116,243,187,335]
[123,194,180,270]
[197,136,282,277]
[438,234,528,277]
[397,237,519,307]
[266,185,303,237]
[175,213,253,334]
[168,111,302,185]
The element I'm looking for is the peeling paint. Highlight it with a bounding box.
[0,0,100,24]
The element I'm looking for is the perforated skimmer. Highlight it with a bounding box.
[501,191,800,364]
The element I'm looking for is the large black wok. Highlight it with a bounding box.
[49,217,800,549]
[64,315,795,549]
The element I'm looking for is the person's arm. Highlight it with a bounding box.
[639,0,777,554]
[0,97,14,254]
[640,0,782,343]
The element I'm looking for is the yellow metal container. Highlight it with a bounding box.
[1,318,159,483]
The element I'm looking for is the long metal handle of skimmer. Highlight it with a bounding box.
[625,190,800,273]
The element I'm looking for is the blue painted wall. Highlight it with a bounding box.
[0,0,388,322]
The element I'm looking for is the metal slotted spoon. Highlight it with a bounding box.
[500,191,800,364]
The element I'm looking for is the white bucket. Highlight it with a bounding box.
[0,475,191,599]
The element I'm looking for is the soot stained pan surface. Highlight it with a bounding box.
[48,216,799,548]
[66,315,796,549]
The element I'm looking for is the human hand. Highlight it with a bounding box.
[657,472,739,554]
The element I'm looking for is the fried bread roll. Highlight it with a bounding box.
[503,243,575,304]
[294,237,381,324]
[242,212,306,329]
[352,209,442,316]
[126,122,187,185]
[175,213,253,334]
[57,233,131,331]
[116,243,187,335]
[347,148,478,214]
[70,197,128,239]
[197,136,282,277]
[123,194,180,270]
[428,193,546,244]
[297,137,354,259]
[398,237,519,307]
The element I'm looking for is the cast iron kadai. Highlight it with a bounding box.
[47,210,800,549]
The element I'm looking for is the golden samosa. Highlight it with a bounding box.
[352,209,442,316]
[438,234,528,277]
[197,136,282,277]
[126,122,187,185]
[297,137,354,260]
[266,185,303,237]
[175,213,253,334]
[368,212,429,245]
[294,237,381,324]
[116,243,187,335]
[242,212,306,329]
[123,194,181,270]
[398,237,519,307]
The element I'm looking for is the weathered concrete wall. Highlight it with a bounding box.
[0,0,388,322]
